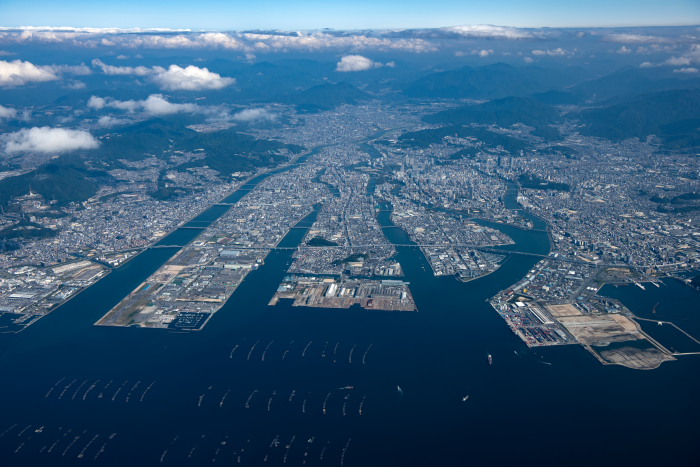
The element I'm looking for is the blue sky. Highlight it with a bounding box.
[1,0,698,30]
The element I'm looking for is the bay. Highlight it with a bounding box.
[0,172,698,466]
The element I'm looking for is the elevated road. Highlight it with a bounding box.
[149,242,610,266]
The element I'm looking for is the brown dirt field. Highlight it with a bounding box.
[546,304,582,317]
[559,314,643,346]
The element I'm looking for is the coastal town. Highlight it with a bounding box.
[0,102,698,370]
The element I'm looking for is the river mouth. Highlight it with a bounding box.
[0,149,699,466]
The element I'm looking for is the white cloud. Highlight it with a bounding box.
[457,49,494,57]
[444,25,534,40]
[605,33,671,44]
[97,116,128,127]
[532,48,569,57]
[88,94,200,116]
[92,58,156,76]
[46,63,92,75]
[108,32,247,50]
[673,67,699,73]
[0,59,91,86]
[2,127,99,154]
[232,108,275,123]
[617,46,632,54]
[92,60,234,91]
[0,59,58,86]
[664,44,700,67]
[141,94,199,114]
[0,28,435,54]
[0,105,16,119]
[152,65,235,91]
[94,96,140,112]
[638,44,700,69]
[665,56,692,66]
[65,80,86,89]
[87,96,107,110]
[336,55,385,72]
[197,32,247,49]
[239,31,433,53]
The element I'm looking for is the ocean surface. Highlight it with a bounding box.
[0,167,698,466]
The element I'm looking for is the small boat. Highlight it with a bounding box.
[487,354,493,366]
[462,395,469,402]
